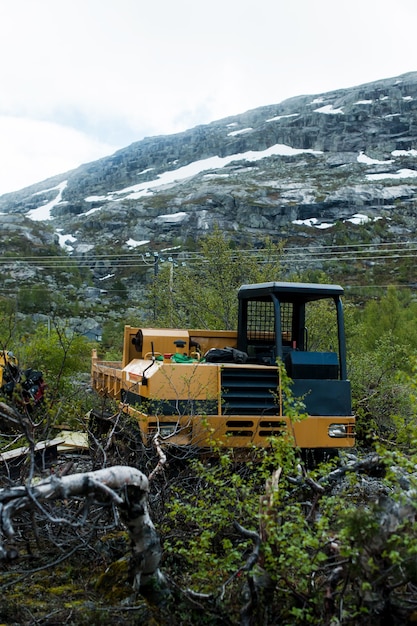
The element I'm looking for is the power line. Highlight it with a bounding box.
[1,239,417,263]
[1,241,416,273]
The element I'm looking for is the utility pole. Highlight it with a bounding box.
[153,252,159,321]
[153,252,159,276]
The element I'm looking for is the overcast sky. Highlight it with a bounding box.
[0,0,416,195]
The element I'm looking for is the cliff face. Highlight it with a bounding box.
[2,72,417,249]
[0,72,417,312]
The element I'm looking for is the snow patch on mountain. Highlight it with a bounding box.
[107,144,323,201]
[27,181,67,221]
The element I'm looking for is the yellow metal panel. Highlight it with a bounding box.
[195,415,355,449]
[188,330,238,355]
[121,326,239,366]
[122,408,355,450]
[145,362,219,401]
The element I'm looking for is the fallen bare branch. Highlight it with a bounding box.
[148,435,167,481]
[0,465,165,594]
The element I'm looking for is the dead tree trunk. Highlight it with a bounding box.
[0,465,166,593]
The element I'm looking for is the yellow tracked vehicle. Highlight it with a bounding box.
[1,350,46,407]
[91,282,355,451]
[0,351,20,393]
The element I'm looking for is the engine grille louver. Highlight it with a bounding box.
[221,367,278,415]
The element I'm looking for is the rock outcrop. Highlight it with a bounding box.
[1,71,417,310]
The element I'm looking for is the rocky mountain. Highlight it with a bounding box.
[1,71,417,320]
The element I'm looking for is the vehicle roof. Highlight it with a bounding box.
[238,281,344,301]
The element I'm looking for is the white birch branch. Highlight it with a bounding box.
[0,465,164,592]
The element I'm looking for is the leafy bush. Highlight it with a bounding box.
[148,227,283,328]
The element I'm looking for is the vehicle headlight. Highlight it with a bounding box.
[159,423,178,437]
[149,421,178,437]
[328,423,348,438]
